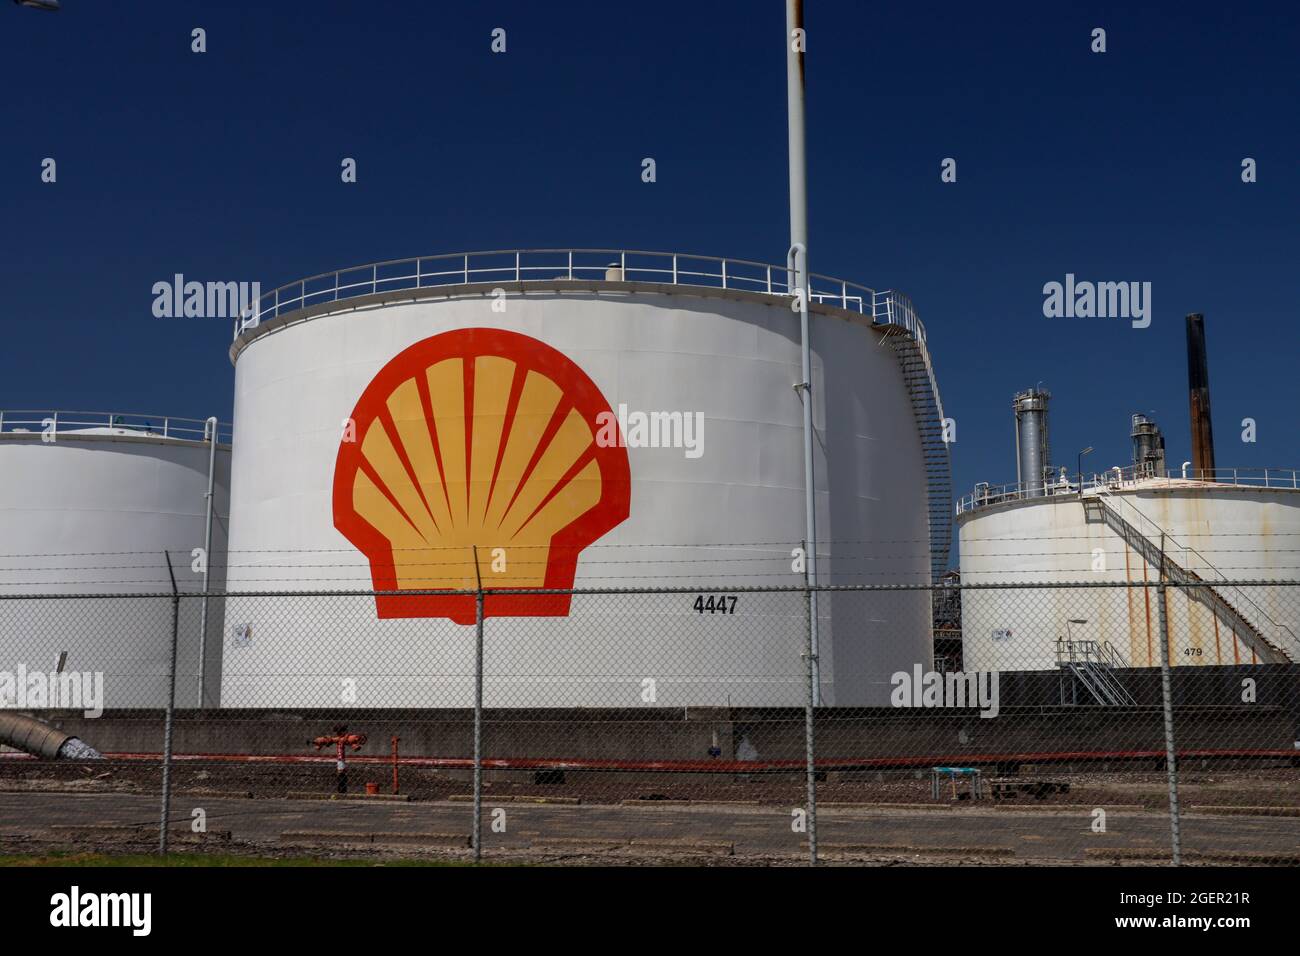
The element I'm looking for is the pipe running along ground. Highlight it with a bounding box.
[0,711,102,759]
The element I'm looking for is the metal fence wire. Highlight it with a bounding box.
[1,580,1297,866]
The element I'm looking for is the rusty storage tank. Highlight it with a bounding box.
[957,467,1300,671]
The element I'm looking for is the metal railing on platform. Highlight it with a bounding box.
[957,466,1300,515]
[0,410,231,444]
[230,248,927,343]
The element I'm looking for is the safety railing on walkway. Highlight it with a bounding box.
[230,248,926,342]
[957,466,1300,515]
[0,410,231,444]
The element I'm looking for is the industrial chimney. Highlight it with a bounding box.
[1185,313,1216,479]
[1130,413,1166,478]
[1013,387,1051,498]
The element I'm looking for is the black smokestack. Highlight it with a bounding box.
[1185,313,1216,478]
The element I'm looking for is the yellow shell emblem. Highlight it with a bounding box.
[333,328,631,623]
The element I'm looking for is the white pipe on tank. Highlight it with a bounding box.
[196,416,218,708]
[786,0,819,700]
[1182,461,1191,479]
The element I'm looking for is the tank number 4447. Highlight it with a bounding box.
[694,594,737,614]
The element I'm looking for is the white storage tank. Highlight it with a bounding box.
[0,413,231,708]
[221,250,951,708]
[958,472,1300,671]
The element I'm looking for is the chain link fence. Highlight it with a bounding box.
[1,579,1297,864]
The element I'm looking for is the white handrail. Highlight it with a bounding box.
[231,248,924,347]
[957,466,1300,515]
[0,410,231,444]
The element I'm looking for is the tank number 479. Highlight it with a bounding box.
[694,594,737,614]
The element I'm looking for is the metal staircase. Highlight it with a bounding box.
[1056,639,1136,705]
[1081,489,1295,663]
[873,292,952,582]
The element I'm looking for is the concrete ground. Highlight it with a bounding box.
[1,792,1297,865]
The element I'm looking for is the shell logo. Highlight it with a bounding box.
[333,328,631,624]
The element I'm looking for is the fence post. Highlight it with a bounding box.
[802,542,818,865]
[196,416,218,709]
[1155,545,1183,865]
[471,546,484,864]
[160,552,180,856]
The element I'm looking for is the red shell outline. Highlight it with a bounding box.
[333,328,631,624]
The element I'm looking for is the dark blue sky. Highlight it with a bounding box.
[3,1,1297,514]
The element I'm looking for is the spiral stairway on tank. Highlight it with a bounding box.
[877,320,952,583]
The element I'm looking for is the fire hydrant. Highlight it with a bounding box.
[311,725,367,794]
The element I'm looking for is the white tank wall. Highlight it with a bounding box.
[222,288,933,708]
[958,487,1300,671]
[0,434,231,708]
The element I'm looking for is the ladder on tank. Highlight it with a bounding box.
[1056,639,1136,706]
[877,317,951,582]
[1081,489,1295,664]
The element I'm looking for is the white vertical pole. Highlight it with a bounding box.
[787,0,809,274]
[471,546,484,864]
[787,0,820,698]
[196,416,218,707]
[160,552,179,855]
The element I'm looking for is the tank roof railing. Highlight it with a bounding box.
[957,478,1078,514]
[0,410,231,444]
[957,465,1300,515]
[231,248,926,346]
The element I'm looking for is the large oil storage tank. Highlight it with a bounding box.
[0,412,231,708]
[221,250,951,709]
[958,398,1300,672]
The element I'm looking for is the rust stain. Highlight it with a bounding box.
[1124,541,1140,665]
[1212,607,1222,665]
[1184,592,1200,664]
[1141,555,1153,666]
[1163,586,1174,665]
